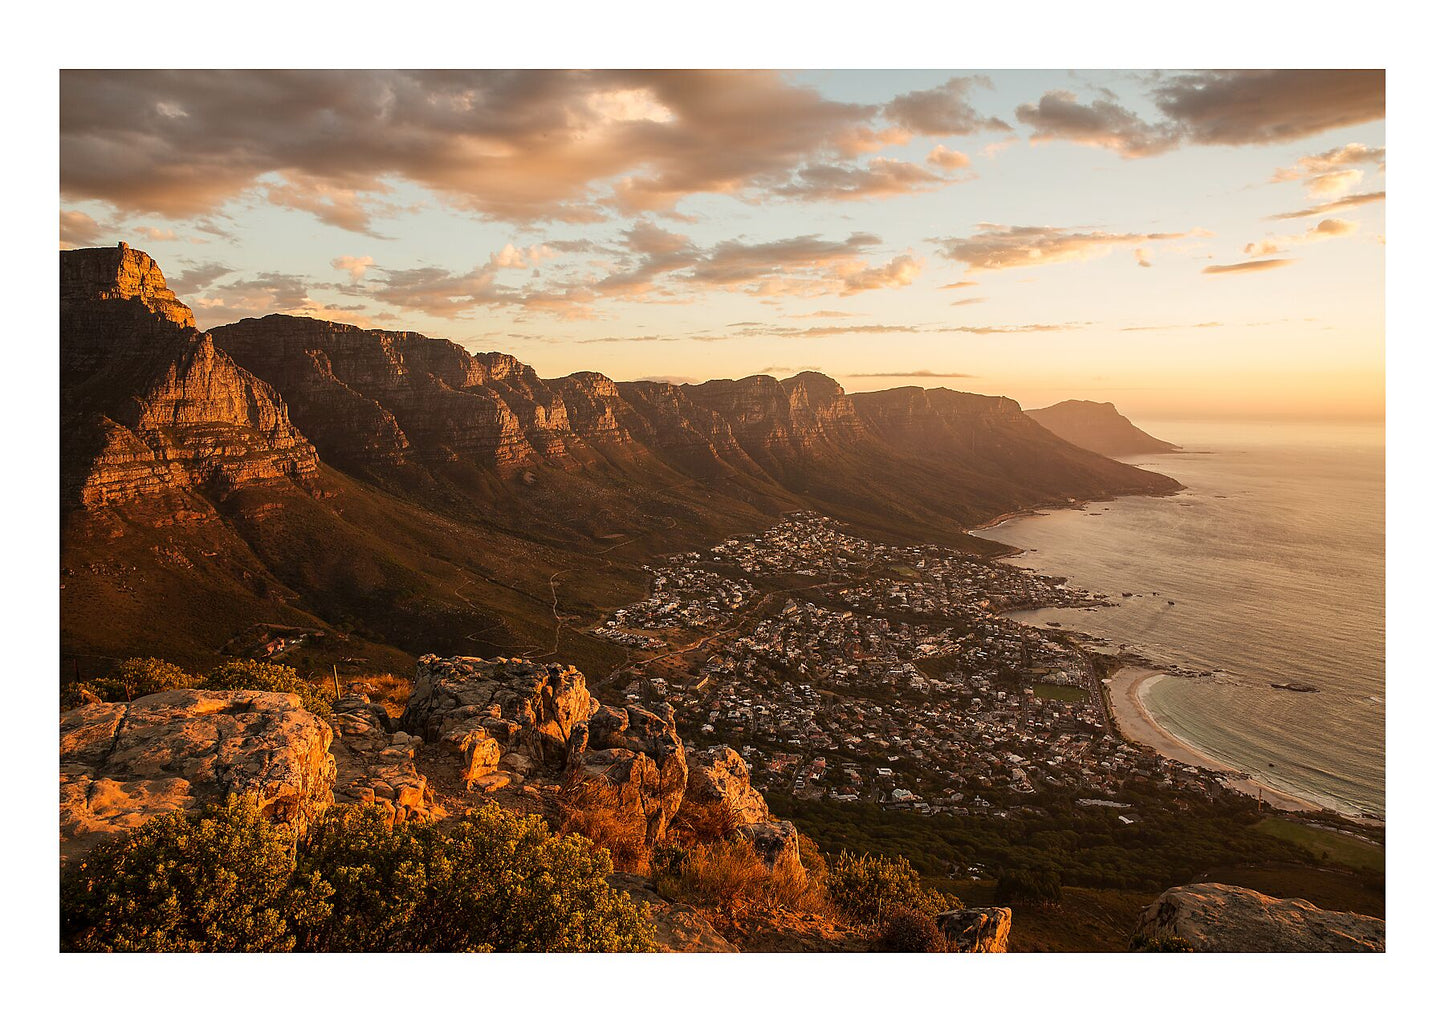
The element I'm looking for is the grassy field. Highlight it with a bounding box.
[1033,682,1087,703]
[1250,818,1385,874]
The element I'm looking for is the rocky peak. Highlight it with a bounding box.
[61,241,196,329]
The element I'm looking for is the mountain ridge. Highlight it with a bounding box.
[1025,399,1179,457]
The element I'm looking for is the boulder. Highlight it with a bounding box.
[607,874,738,953]
[684,744,769,826]
[735,819,801,873]
[60,689,335,865]
[568,746,671,844]
[402,656,591,778]
[330,695,442,824]
[937,907,1012,953]
[584,703,689,834]
[1133,883,1384,952]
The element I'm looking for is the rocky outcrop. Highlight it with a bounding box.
[329,695,442,824]
[577,702,690,843]
[734,819,801,872]
[402,656,592,771]
[1026,399,1179,457]
[1133,884,1385,952]
[61,245,318,510]
[685,745,770,826]
[59,689,336,865]
[937,907,1012,953]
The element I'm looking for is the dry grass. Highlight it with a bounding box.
[341,673,413,718]
[666,799,742,846]
[655,839,834,920]
[552,780,651,875]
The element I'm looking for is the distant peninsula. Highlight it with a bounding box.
[1025,400,1180,457]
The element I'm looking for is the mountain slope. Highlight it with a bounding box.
[62,245,1179,681]
[1024,400,1179,457]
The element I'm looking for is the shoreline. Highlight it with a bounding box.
[1103,666,1328,815]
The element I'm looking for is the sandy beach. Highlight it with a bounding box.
[1103,666,1325,814]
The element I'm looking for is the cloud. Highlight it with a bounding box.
[884,76,1010,136]
[190,271,318,325]
[1202,258,1295,275]
[926,145,972,170]
[60,209,109,248]
[366,265,502,318]
[61,70,895,228]
[1153,70,1385,146]
[1268,192,1385,220]
[1120,321,1223,332]
[1244,217,1359,256]
[934,224,1202,271]
[166,260,234,296]
[487,243,556,270]
[951,296,988,306]
[1012,71,1385,161]
[331,255,375,282]
[134,226,178,241]
[1272,143,1385,198]
[1015,90,1178,157]
[839,253,922,294]
[775,158,947,202]
[1134,247,1153,267]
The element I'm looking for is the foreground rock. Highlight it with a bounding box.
[685,745,770,826]
[59,689,336,865]
[938,907,1012,953]
[1133,883,1385,952]
[607,874,739,953]
[329,695,442,824]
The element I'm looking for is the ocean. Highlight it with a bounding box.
[975,419,1385,818]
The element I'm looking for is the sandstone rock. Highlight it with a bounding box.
[1133,883,1384,952]
[402,656,591,775]
[330,695,442,824]
[734,819,801,872]
[441,724,503,787]
[60,689,335,865]
[608,874,739,953]
[937,907,1012,953]
[684,744,769,826]
[586,704,688,834]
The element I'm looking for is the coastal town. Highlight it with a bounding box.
[595,512,1230,819]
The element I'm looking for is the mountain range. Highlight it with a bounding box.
[60,243,1179,682]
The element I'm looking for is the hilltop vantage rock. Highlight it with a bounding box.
[1133,883,1385,952]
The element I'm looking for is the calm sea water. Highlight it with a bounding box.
[976,420,1384,818]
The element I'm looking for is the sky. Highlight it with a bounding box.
[58,69,1385,421]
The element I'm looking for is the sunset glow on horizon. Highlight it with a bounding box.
[59,70,1385,422]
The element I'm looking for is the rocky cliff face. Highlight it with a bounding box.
[1025,399,1179,457]
[1133,883,1384,952]
[61,245,318,510]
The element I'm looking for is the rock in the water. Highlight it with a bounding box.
[937,907,1012,952]
[330,695,442,824]
[60,689,336,865]
[684,744,770,826]
[1133,883,1384,952]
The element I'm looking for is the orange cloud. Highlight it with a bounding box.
[935,224,1203,271]
[1203,258,1295,275]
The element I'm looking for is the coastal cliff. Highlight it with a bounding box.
[1025,399,1179,457]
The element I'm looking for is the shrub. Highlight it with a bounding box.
[826,851,950,925]
[61,796,330,952]
[876,905,947,953]
[203,660,332,717]
[553,780,651,874]
[1130,933,1196,952]
[994,867,1063,907]
[387,804,654,952]
[655,840,769,915]
[62,799,655,953]
[61,658,201,709]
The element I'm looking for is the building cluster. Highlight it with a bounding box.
[599,511,1228,818]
